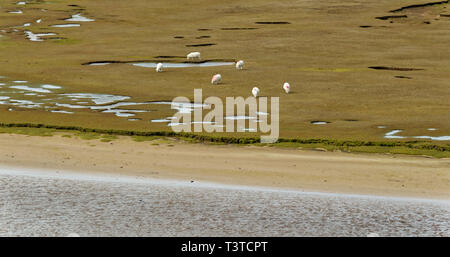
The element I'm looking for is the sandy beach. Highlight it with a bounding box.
[0,133,448,200]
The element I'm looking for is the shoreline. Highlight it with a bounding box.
[3,164,448,237]
[0,133,449,200]
[1,164,449,205]
[0,122,449,158]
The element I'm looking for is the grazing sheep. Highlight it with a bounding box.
[236,60,244,70]
[156,63,163,72]
[252,87,260,97]
[283,82,290,93]
[187,52,201,61]
[211,74,222,85]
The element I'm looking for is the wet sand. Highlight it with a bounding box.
[0,167,448,237]
[0,133,449,200]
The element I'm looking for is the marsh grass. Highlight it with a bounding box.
[74,132,101,140]
[132,135,162,142]
[0,0,449,142]
[52,38,81,45]
[100,135,118,142]
[0,126,56,137]
[0,123,448,158]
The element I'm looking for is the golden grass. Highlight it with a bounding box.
[0,0,449,143]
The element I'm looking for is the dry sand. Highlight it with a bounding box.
[0,133,448,200]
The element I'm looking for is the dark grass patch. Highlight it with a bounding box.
[360,25,372,28]
[311,121,331,124]
[197,28,212,31]
[46,37,66,40]
[185,43,216,47]
[128,118,142,121]
[174,36,184,39]
[220,27,258,30]
[83,58,236,65]
[182,58,236,63]
[390,0,449,12]
[153,55,185,58]
[196,36,211,39]
[376,15,408,20]
[255,21,291,24]
[0,123,448,155]
[394,75,413,79]
[82,60,122,65]
[369,66,424,71]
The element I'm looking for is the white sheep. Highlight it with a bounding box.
[211,74,222,85]
[156,63,163,72]
[187,52,201,61]
[283,82,290,93]
[236,60,244,70]
[252,87,260,97]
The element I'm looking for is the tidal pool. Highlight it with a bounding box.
[87,62,111,66]
[50,24,80,28]
[59,93,130,105]
[132,62,234,68]
[0,80,151,118]
[56,101,150,118]
[384,130,449,141]
[311,121,330,125]
[8,10,23,14]
[8,99,43,108]
[10,85,52,93]
[25,31,56,42]
[65,14,95,22]
[50,110,74,114]
[41,85,62,89]
[384,130,406,139]
[413,135,450,141]
[168,122,187,126]
[151,119,172,123]
[150,101,209,114]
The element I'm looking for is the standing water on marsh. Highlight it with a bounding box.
[132,62,234,68]
[65,14,95,22]
[86,61,235,68]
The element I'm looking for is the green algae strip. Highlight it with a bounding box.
[0,123,448,158]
